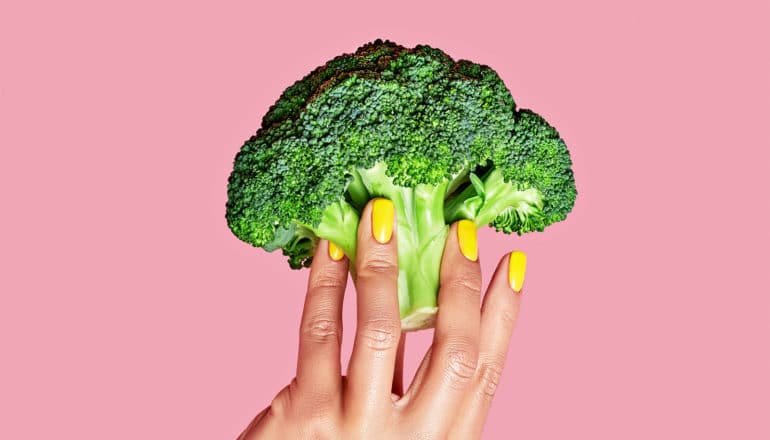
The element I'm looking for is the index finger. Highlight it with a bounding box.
[295,240,348,396]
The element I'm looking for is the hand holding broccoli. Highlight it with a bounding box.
[237,199,526,440]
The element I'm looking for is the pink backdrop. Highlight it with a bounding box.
[1,0,769,438]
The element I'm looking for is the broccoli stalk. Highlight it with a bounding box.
[226,40,576,331]
[350,163,450,329]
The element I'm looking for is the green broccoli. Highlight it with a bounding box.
[226,39,576,331]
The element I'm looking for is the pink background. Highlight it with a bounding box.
[1,0,769,438]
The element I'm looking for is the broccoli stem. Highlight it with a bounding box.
[443,177,483,223]
[472,169,544,227]
[347,163,449,330]
[444,167,544,227]
[391,182,449,330]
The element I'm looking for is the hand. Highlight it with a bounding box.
[238,198,527,439]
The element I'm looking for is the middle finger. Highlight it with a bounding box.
[345,198,402,416]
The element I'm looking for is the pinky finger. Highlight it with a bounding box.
[452,251,526,439]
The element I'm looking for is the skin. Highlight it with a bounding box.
[238,199,523,439]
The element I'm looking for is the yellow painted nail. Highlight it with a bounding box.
[328,241,344,261]
[371,198,394,244]
[457,219,478,261]
[508,251,527,292]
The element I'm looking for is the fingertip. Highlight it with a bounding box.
[437,221,483,312]
[456,219,479,262]
[480,253,523,347]
[441,220,481,274]
[508,251,527,293]
[328,240,345,261]
[371,197,395,244]
[356,198,398,248]
[311,240,349,275]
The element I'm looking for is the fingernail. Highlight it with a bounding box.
[508,251,527,292]
[371,198,394,244]
[457,219,478,261]
[328,241,344,261]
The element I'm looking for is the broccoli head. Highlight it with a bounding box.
[226,39,576,331]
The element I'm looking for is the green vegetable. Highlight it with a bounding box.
[226,39,576,330]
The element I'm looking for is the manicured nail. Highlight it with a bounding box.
[371,198,394,244]
[508,251,527,292]
[328,241,344,261]
[457,219,478,261]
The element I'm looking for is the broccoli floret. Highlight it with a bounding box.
[226,39,577,331]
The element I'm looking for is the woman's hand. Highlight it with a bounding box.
[238,198,527,439]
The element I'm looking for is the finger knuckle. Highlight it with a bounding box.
[476,360,504,399]
[302,316,341,344]
[441,342,479,386]
[358,253,398,279]
[445,274,483,297]
[358,319,400,351]
[309,270,345,292]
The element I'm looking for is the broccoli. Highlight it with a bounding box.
[226,39,576,331]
